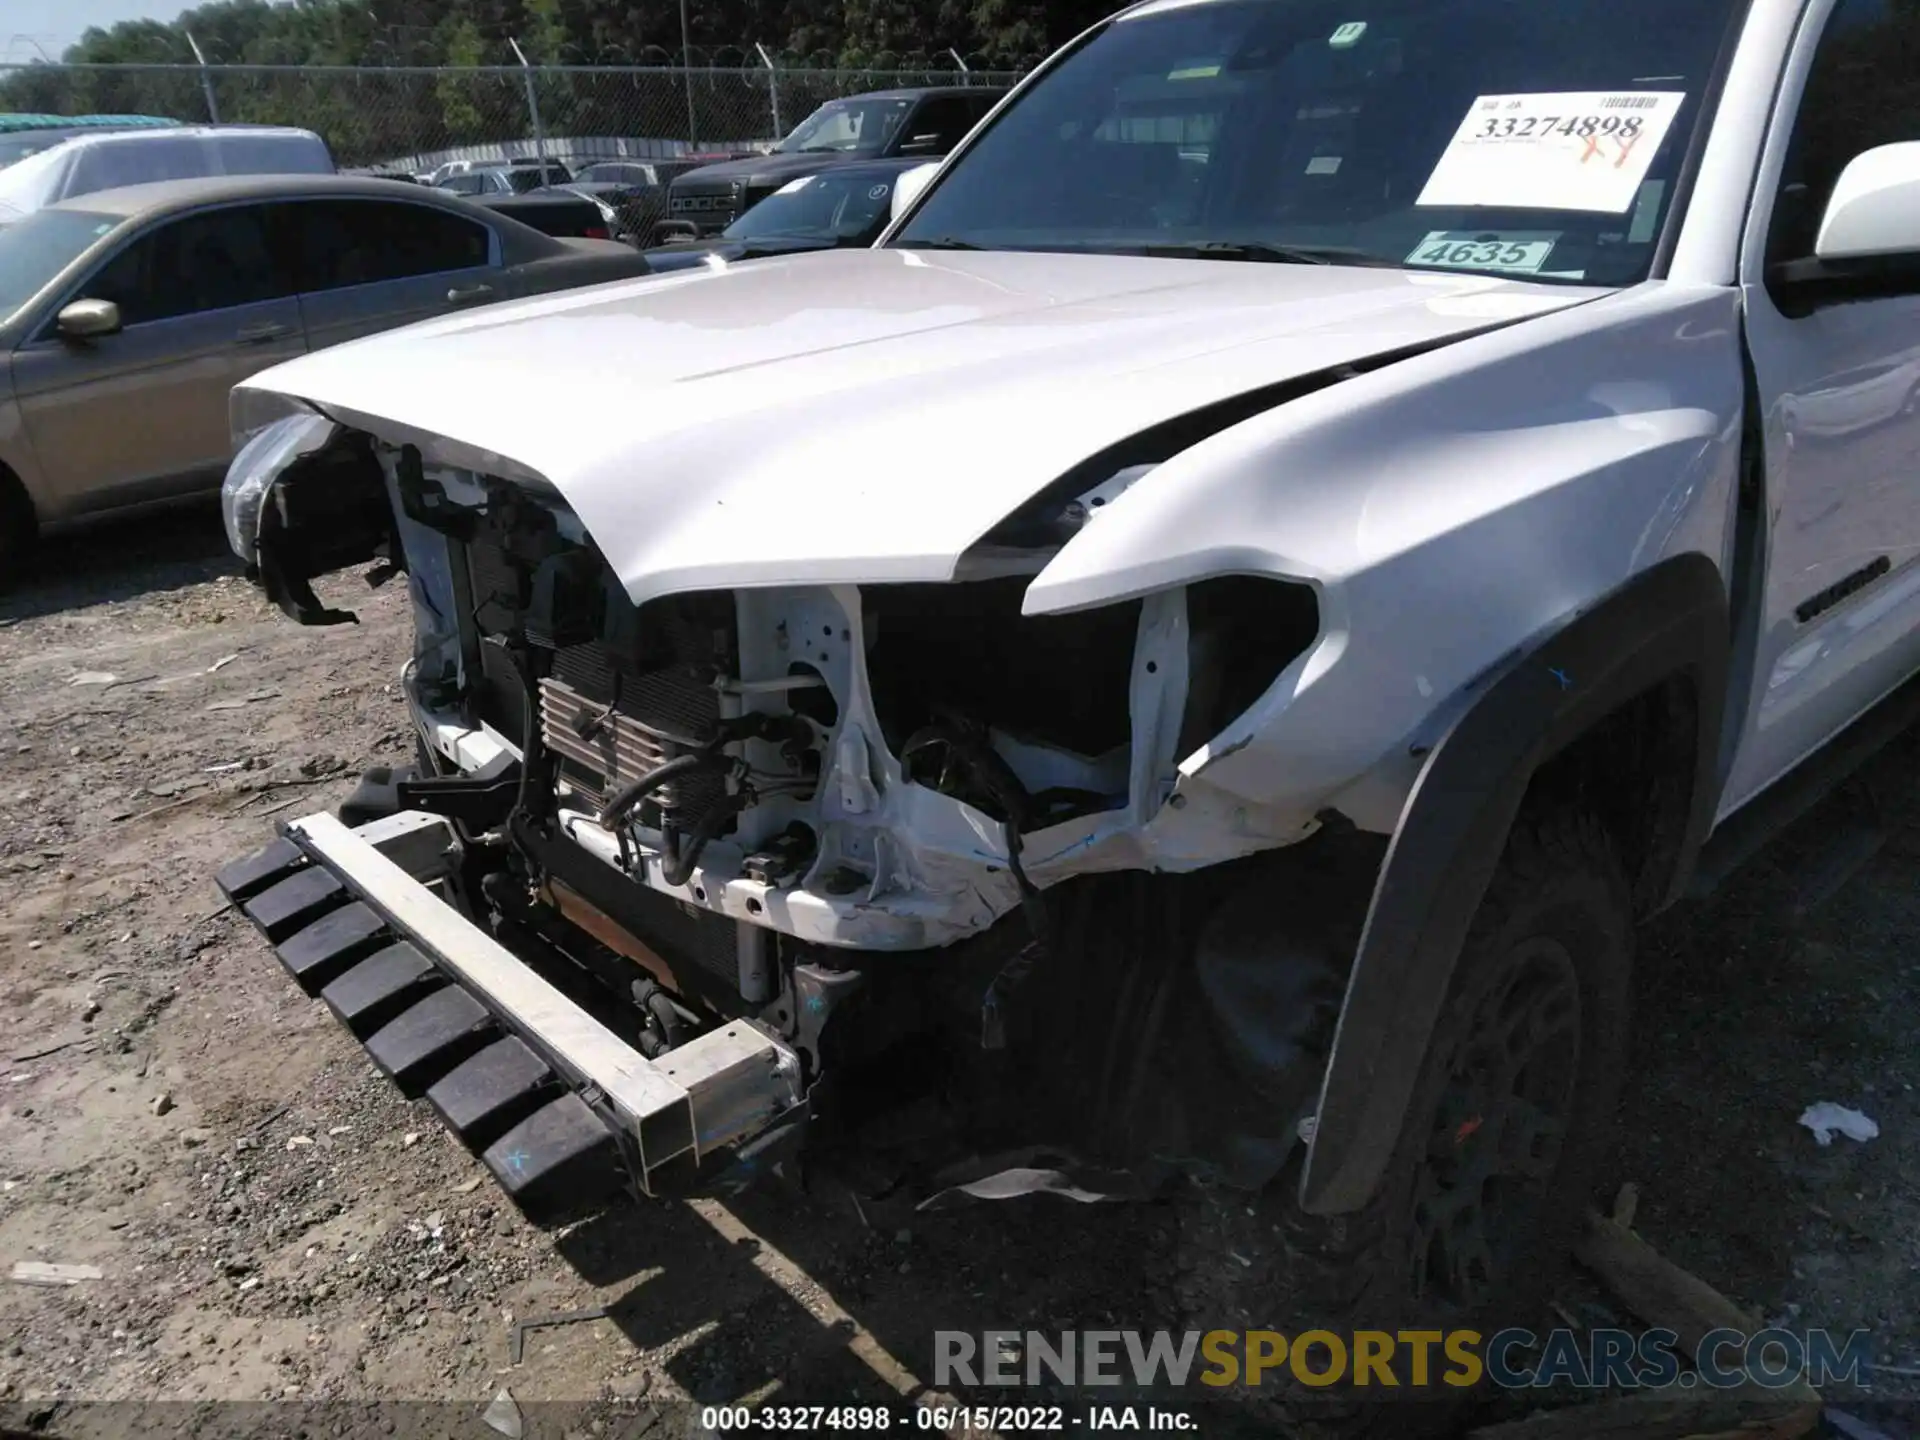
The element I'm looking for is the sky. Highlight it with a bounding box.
[6,0,188,60]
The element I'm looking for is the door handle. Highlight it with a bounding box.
[235,322,293,345]
[446,283,496,305]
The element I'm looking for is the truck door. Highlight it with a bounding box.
[1725,0,1920,816]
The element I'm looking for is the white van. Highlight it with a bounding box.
[0,125,334,222]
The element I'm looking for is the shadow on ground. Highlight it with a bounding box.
[2,503,239,622]
[529,731,1920,1435]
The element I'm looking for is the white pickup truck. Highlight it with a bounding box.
[218,0,1919,1421]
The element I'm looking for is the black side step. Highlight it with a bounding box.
[243,866,348,942]
[483,1093,625,1223]
[216,838,307,903]
[320,943,446,1038]
[365,986,498,1097]
[278,903,391,994]
[427,1036,561,1152]
[223,828,636,1224]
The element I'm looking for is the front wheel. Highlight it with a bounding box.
[1176,811,1632,1437]
[0,476,38,585]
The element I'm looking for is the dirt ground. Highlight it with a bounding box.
[1,510,1916,1437]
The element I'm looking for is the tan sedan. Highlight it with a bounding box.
[0,173,652,563]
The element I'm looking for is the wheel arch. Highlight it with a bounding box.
[1299,551,1729,1216]
[0,452,40,554]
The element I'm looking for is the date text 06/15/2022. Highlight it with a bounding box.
[698,1405,1195,1431]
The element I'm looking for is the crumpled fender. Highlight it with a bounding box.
[1298,552,1728,1215]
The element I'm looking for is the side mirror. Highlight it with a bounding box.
[56,298,122,340]
[1815,143,1920,261]
[890,162,940,224]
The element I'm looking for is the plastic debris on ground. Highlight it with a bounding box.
[11,1261,103,1286]
[482,1387,523,1439]
[1798,1103,1879,1147]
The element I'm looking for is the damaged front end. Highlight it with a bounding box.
[220,407,1370,1221]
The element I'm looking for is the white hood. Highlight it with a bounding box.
[241,247,1600,605]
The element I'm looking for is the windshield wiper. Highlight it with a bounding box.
[1141,241,1396,267]
[894,237,985,251]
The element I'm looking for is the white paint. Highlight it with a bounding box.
[237,250,1596,608]
[234,0,1915,959]
[1815,142,1920,261]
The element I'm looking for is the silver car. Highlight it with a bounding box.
[0,173,651,562]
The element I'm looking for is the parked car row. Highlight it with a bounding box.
[398,88,1003,247]
[0,174,649,556]
[0,87,1004,562]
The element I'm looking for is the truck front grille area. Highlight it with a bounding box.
[458,536,736,832]
[668,186,739,232]
[539,645,725,823]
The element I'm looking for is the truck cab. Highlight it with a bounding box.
[664,86,1006,235]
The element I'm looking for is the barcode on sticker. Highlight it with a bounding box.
[1602,96,1661,109]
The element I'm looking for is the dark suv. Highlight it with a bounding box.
[665,86,1004,235]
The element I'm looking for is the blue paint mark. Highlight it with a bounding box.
[1548,667,1572,691]
[1032,834,1098,866]
[805,994,827,1014]
[502,1148,530,1177]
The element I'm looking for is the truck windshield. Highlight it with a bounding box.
[777,97,915,155]
[894,0,1744,286]
[723,172,897,241]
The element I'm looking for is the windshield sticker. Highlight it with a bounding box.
[1406,231,1559,274]
[1416,92,1685,214]
[1329,21,1368,47]
[775,176,815,196]
[1306,155,1342,175]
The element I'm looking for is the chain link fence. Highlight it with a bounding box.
[0,62,1025,173]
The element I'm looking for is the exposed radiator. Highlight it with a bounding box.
[539,675,679,801]
[538,645,726,825]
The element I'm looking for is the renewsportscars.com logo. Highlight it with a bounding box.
[935,1327,1874,1392]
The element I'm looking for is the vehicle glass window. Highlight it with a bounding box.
[0,208,120,322]
[288,200,491,291]
[896,0,1742,287]
[82,205,289,325]
[899,98,975,151]
[441,174,485,195]
[777,97,916,154]
[1766,0,1920,265]
[723,172,898,241]
[0,131,80,168]
[968,93,1002,123]
[506,169,548,193]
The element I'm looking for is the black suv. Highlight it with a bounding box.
[665,86,1004,235]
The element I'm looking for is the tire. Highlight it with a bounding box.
[1175,810,1632,1437]
[0,472,38,583]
